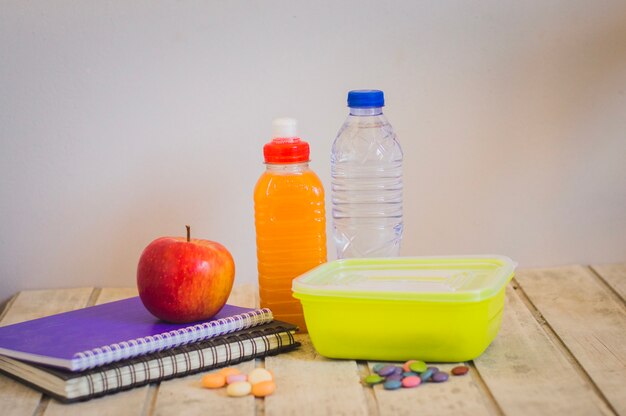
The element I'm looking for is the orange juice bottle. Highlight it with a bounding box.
[254,118,327,332]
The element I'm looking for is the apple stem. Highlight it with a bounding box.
[186,225,191,242]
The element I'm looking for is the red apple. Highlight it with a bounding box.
[137,226,235,323]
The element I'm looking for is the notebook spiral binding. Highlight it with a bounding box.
[73,308,273,370]
[80,325,299,400]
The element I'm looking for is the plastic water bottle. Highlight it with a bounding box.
[331,90,403,258]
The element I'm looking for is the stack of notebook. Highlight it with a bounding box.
[0,297,300,402]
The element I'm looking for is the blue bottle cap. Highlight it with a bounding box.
[347,90,385,108]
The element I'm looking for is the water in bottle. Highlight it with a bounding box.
[254,118,327,332]
[331,90,403,258]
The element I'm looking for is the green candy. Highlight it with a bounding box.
[364,374,384,385]
[408,360,428,373]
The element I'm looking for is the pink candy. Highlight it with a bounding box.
[226,374,248,384]
[401,376,421,388]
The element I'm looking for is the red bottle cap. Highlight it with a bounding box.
[263,137,310,163]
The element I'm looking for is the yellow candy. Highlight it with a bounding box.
[201,373,226,389]
[248,368,273,385]
[226,381,252,397]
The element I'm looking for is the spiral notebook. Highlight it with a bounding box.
[0,320,299,402]
[0,297,273,371]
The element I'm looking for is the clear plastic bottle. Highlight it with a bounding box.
[254,118,327,332]
[331,90,403,258]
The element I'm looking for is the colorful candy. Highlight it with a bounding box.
[377,365,397,377]
[248,368,273,385]
[227,381,252,397]
[202,366,276,398]
[419,368,435,382]
[201,373,226,389]
[408,360,427,373]
[432,371,449,383]
[451,365,469,376]
[364,360,462,392]
[226,373,247,384]
[372,363,386,373]
[364,374,385,385]
[383,379,402,390]
[219,367,241,377]
[401,376,421,388]
[402,360,416,372]
[252,380,276,397]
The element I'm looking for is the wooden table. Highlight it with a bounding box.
[1,264,624,416]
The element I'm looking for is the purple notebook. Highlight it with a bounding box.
[0,297,272,371]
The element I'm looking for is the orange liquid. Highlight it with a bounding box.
[254,163,327,332]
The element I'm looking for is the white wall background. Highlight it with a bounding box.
[1,1,625,305]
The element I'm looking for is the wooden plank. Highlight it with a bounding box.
[0,379,47,416]
[264,335,368,416]
[0,288,94,326]
[150,284,259,416]
[515,265,626,414]
[592,263,626,302]
[0,288,95,416]
[43,287,148,416]
[93,287,138,304]
[154,359,256,416]
[474,284,613,415]
[228,283,370,415]
[367,361,498,416]
[356,362,379,416]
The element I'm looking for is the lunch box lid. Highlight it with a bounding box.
[292,256,517,302]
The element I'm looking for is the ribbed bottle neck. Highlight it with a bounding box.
[265,162,309,173]
[349,107,383,116]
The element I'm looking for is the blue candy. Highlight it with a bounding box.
[420,368,435,382]
[383,379,402,390]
